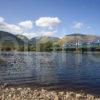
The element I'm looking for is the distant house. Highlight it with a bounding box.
[63,42,75,49]
[63,40,100,49]
[91,40,100,46]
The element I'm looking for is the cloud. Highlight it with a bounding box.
[35,17,61,28]
[22,32,38,39]
[6,23,23,33]
[0,17,5,22]
[19,20,33,29]
[0,16,59,38]
[23,30,57,39]
[40,30,57,36]
[73,22,84,29]
[0,21,23,34]
[72,21,92,30]
[0,17,34,34]
[0,16,23,34]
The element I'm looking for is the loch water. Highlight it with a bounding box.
[0,52,100,95]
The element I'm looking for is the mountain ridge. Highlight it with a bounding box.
[0,31,100,51]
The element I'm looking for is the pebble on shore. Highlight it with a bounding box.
[0,86,100,100]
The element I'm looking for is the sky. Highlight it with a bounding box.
[0,0,100,38]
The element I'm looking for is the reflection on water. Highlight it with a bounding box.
[0,52,100,94]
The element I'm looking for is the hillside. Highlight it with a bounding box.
[0,31,25,51]
[28,36,60,51]
[16,34,29,43]
[30,36,60,43]
[0,31,100,51]
[56,33,100,45]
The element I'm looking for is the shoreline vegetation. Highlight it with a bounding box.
[0,84,100,100]
[1,46,100,52]
[0,31,100,52]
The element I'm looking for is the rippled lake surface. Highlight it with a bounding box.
[0,52,100,95]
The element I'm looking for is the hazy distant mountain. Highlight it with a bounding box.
[16,34,29,43]
[30,36,60,44]
[0,31,100,51]
[28,36,60,51]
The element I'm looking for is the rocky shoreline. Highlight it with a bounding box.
[0,85,100,100]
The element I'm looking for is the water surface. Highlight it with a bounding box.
[0,52,100,95]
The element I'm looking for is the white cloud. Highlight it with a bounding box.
[73,22,84,29]
[72,21,92,30]
[0,21,23,34]
[0,17,5,22]
[42,31,57,36]
[6,23,23,33]
[22,30,57,39]
[22,32,38,39]
[19,20,33,29]
[35,17,61,28]
[43,31,55,36]
[0,17,59,38]
[0,18,33,38]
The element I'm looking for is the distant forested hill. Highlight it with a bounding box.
[0,31,26,51]
[0,31,100,51]
[56,33,100,45]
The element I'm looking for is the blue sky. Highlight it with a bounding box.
[0,0,100,38]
